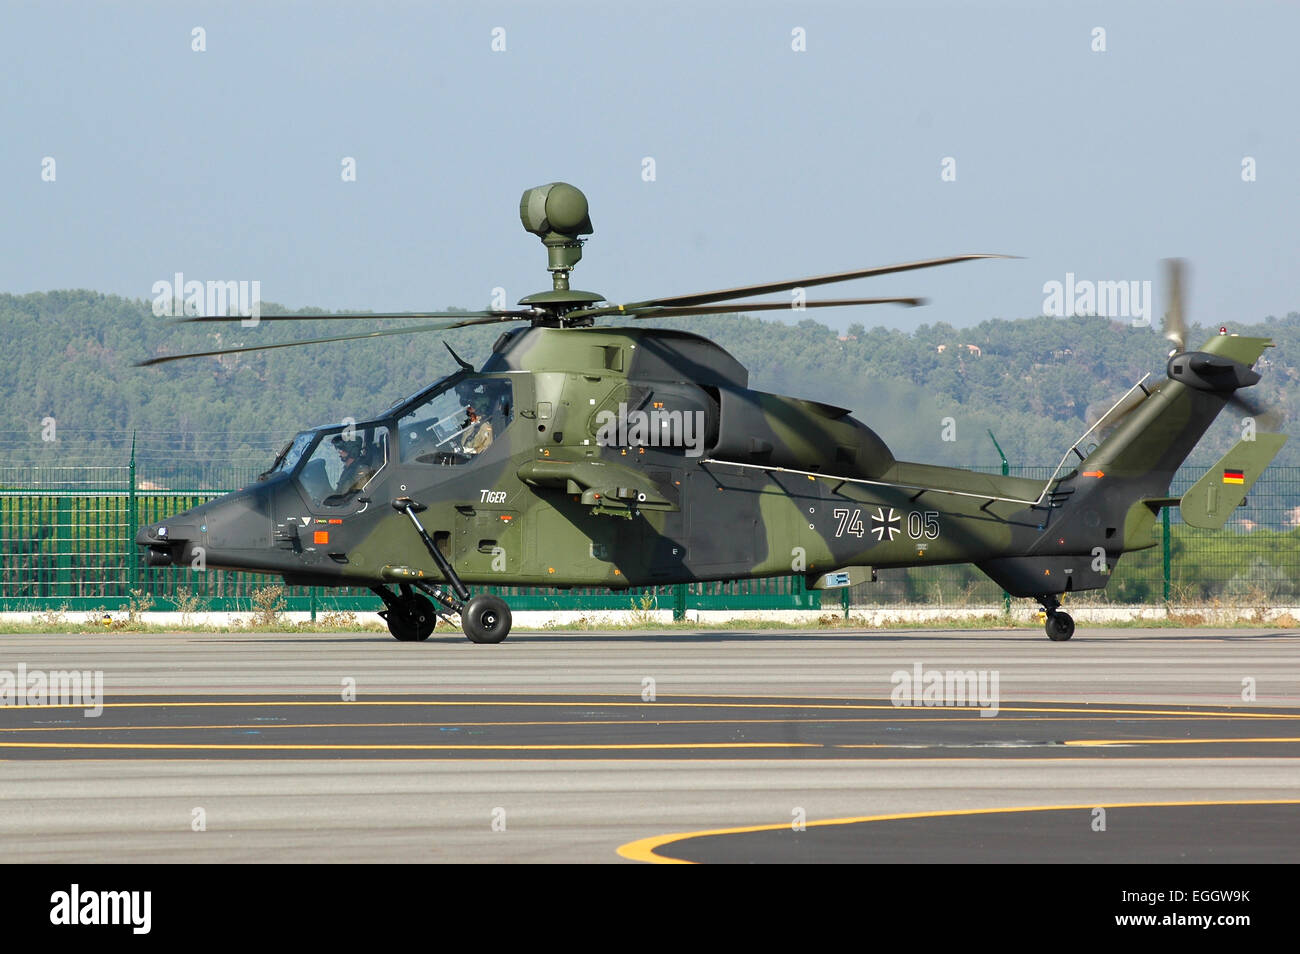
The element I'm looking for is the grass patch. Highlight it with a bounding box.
[0,605,1295,635]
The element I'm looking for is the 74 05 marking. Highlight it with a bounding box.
[833,508,939,542]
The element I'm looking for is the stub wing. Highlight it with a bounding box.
[516,457,678,513]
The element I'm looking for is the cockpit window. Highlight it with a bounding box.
[295,422,390,507]
[398,378,513,466]
[264,431,314,478]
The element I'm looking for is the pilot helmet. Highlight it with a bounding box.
[331,435,363,458]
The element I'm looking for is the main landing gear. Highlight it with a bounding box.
[372,498,514,644]
[1036,595,1075,642]
[374,583,438,642]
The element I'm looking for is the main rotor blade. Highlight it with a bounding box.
[1163,258,1187,353]
[177,309,539,323]
[609,253,1014,312]
[583,296,926,321]
[137,315,524,367]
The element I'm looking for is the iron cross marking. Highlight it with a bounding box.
[871,507,901,542]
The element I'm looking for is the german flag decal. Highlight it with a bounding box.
[1223,468,1245,485]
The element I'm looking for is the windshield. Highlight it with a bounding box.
[398,377,513,465]
[294,422,391,507]
[264,431,315,478]
[390,370,468,419]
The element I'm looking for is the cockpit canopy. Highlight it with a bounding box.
[397,376,513,466]
[260,373,518,508]
[294,421,390,507]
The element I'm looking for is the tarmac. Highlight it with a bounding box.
[1,627,1296,862]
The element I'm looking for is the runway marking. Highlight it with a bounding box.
[1066,737,1300,746]
[0,741,821,753]
[832,743,1060,749]
[616,799,1300,864]
[5,756,1286,766]
[0,715,1246,733]
[5,699,1299,719]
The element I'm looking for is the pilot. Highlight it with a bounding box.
[461,401,494,455]
[332,436,373,493]
[462,388,510,455]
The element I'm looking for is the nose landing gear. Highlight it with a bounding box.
[460,594,512,644]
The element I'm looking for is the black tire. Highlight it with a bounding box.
[462,594,512,644]
[385,594,437,642]
[1045,612,1075,641]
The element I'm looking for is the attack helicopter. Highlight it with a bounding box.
[137,183,1287,642]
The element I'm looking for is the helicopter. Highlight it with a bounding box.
[136,183,1287,643]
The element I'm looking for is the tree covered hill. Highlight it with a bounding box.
[3,290,1296,477]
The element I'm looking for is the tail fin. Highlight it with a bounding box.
[977,334,1282,602]
[1082,334,1274,491]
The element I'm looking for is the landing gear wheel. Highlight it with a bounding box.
[1045,612,1075,641]
[461,594,512,644]
[384,593,437,642]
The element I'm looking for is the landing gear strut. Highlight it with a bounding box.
[380,497,514,644]
[1037,595,1075,642]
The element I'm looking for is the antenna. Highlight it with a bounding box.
[443,341,473,371]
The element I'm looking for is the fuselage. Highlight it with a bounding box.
[134,325,1197,596]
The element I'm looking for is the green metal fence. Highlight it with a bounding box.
[846,465,1300,607]
[0,480,818,615]
[3,460,1298,615]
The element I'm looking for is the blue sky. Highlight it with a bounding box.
[2,0,1296,332]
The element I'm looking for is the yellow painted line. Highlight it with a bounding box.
[1066,737,1300,747]
[616,799,1300,864]
[0,741,821,753]
[0,714,1242,733]
[5,699,1298,719]
[10,755,1289,766]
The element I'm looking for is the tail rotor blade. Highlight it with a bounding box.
[1226,392,1284,431]
[1163,258,1187,353]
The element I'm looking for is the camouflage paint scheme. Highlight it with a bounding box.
[136,325,1282,604]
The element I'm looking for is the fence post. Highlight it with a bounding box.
[988,430,1012,616]
[672,583,686,621]
[55,496,72,601]
[127,431,138,597]
[1161,505,1172,604]
[310,587,317,623]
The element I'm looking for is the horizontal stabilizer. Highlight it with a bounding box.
[1179,433,1287,529]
